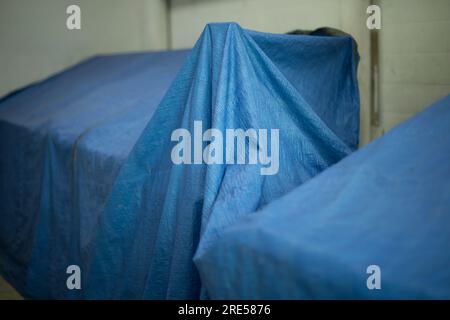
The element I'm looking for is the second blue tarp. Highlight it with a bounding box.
[196,94,450,299]
[85,23,360,299]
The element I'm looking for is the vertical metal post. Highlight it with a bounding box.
[370,0,380,127]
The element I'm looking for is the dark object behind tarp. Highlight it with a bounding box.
[288,27,360,60]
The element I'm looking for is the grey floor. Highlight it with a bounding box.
[0,276,22,300]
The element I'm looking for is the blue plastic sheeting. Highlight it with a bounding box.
[0,22,359,299]
[196,94,450,299]
[0,50,189,298]
[85,23,359,299]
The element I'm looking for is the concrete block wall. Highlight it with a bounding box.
[378,0,450,132]
[0,0,169,97]
[1,0,448,143]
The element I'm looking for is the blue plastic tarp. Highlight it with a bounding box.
[84,23,359,299]
[0,50,189,298]
[0,22,360,299]
[196,94,450,299]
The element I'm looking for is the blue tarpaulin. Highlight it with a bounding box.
[196,94,450,299]
[0,22,360,299]
[0,50,189,298]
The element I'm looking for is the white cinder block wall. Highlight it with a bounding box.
[1,0,448,144]
[169,0,372,146]
[0,0,168,98]
[378,0,450,132]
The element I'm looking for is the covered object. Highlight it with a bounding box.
[196,94,450,299]
[0,23,360,299]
